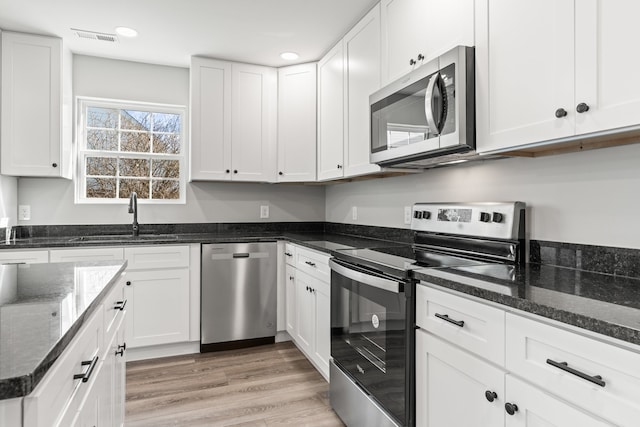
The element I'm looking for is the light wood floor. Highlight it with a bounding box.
[125,341,345,426]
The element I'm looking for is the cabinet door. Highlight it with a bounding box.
[422,0,474,62]
[380,0,429,85]
[295,271,316,355]
[124,269,190,348]
[1,31,71,178]
[416,330,505,427]
[189,57,232,180]
[475,0,575,153]
[231,63,277,182]
[112,317,126,427]
[505,375,610,427]
[313,280,330,379]
[343,4,382,178]
[277,63,317,182]
[317,42,345,181]
[575,0,640,135]
[285,265,297,337]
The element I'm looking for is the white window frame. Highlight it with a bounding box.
[75,97,188,204]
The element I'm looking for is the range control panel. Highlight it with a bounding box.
[411,202,525,240]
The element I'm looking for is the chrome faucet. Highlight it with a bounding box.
[128,192,139,236]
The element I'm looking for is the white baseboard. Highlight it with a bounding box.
[126,341,200,362]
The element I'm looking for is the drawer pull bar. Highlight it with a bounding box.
[73,356,99,383]
[546,359,606,387]
[305,261,316,267]
[114,300,127,311]
[435,313,465,327]
[284,252,293,257]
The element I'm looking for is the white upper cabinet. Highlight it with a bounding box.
[380,0,474,85]
[476,0,640,154]
[190,57,232,180]
[343,4,382,178]
[1,31,72,178]
[190,57,277,182]
[277,63,317,182]
[317,42,345,181]
[574,0,640,136]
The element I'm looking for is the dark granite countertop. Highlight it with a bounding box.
[414,263,640,346]
[0,231,399,255]
[0,261,127,400]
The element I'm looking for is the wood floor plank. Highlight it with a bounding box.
[125,341,345,427]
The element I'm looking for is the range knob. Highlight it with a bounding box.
[414,211,422,219]
[492,212,504,223]
[479,212,491,223]
[421,211,431,219]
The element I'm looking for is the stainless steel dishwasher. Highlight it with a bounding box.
[201,242,277,352]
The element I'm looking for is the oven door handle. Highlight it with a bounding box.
[329,259,402,294]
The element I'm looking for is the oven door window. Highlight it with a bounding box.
[331,270,407,425]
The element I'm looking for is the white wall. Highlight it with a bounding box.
[325,143,640,249]
[16,55,325,225]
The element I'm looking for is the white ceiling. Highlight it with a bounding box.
[0,0,379,68]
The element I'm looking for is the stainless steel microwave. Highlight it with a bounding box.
[370,46,475,168]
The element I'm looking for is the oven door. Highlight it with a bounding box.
[329,258,410,426]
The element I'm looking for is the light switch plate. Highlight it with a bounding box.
[19,205,31,221]
[260,205,269,219]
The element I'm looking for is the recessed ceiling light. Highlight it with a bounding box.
[280,52,299,60]
[115,27,138,38]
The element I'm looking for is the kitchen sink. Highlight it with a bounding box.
[67,234,180,243]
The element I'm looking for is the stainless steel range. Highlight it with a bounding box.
[329,202,526,427]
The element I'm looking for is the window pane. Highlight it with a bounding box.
[152,134,181,154]
[86,178,116,198]
[86,157,117,176]
[87,107,118,129]
[119,158,149,177]
[87,129,118,151]
[121,110,151,131]
[153,112,181,133]
[152,180,180,200]
[121,131,151,153]
[151,160,180,178]
[119,179,150,199]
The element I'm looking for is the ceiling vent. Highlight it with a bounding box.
[72,28,119,43]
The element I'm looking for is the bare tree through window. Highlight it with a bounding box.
[79,100,185,202]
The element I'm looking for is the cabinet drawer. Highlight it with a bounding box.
[103,276,126,349]
[416,285,505,365]
[506,313,640,427]
[23,307,103,427]
[0,250,48,264]
[296,246,330,283]
[283,243,296,266]
[124,245,189,270]
[50,247,124,263]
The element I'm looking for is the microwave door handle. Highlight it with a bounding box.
[424,72,441,136]
[329,259,401,294]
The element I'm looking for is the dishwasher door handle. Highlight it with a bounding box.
[233,253,250,258]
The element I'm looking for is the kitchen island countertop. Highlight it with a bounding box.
[0,261,127,400]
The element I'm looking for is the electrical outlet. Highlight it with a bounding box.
[352,206,358,221]
[260,205,269,219]
[404,206,412,225]
[18,205,31,221]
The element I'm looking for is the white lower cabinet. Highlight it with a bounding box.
[0,250,48,264]
[22,275,127,427]
[416,284,637,427]
[416,331,504,427]
[125,268,190,348]
[284,243,331,380]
